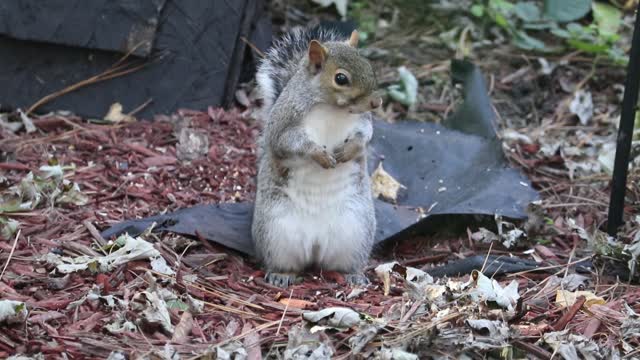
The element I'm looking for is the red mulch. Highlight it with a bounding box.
[1,107,639,359]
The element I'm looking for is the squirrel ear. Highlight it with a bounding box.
[308,40,327,72]
[347,30,359,47]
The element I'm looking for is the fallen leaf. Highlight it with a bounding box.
[374,262,397,295]
[466,319,510,338]
[471,270,520,311]
[0,300,27,324]
[18,109,36,133]
[132,290,174,335]
[569,90,593,125]
[279,298,314,309]
[555,290,605,309]
[176,128,209,161]
[311,0,349,17]
[371,162,406,204]
[543,330,603,360]
[44,233,172,275]
[284,325,334,359]
[0,217,20,239]
[377,348,419,360]
[302,307,362,329]
[171,312,193,343]
[104,102,135,123]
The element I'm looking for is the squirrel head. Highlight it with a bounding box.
[306,31,382,114]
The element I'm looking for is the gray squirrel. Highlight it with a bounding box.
[252,27,382,287]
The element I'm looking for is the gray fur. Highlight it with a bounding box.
[256,27,345,116]
[252,27,379,287]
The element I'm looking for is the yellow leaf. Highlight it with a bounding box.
[555,290,605,309]
[104,102,135,123]
[371,162,406,204]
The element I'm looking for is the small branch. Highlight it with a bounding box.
[83,220,108,248]
[240,36,265,58]
[0,229,21,281]
[26,41,160,116]
[552,295,586,331]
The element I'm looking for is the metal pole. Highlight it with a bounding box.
[607,5,640,236]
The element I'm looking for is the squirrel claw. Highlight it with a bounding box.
[266,272,300,288]
[334,138,364,163]
[345,273,370,286]
[311,150,337,169]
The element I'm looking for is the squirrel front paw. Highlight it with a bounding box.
[334,136,365,163]
[311,147,337,169]
[345,273,370,286]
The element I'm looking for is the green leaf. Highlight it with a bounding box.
[607,46,629,65]
[0,217,20,239]
[550,27,572,38]
[489,0,514,13]
[592,1,622,38]
[487,0,515,28]
[471,4,485,17]
[166,299,190,311]
[522,21,556,30]
[14,302,26,313]
[544,0,592,22]
[493,12,511,29]
[567,38,609,53]
[566,22,596,38]
[514,2,541,22]
[512,30,549,51]
[387,66,418,107]
[536,238,552,245]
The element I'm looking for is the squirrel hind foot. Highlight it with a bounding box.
[345,273,370,286]
[265,272,301,288]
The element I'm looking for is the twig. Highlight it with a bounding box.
[240,36,265,58]
[26,42,158,116]
[26,61,147,116]
[623,347,640,359]
[560,250,575,295]
[552,295,586,331]
[508,256,592,277]
[403,254,448,267]
[128,98,154,117]
[0,229,21,281]
[543,202,606,209]
[276,289,293,336]
[82,220,107,248]
[201,320,279,357]
[480,241,494,273]
[513,340,553,359]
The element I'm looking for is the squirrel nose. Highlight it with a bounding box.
[370,97,382,109]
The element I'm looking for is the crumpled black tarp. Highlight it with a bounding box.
[0,0,166,57]
[0,0,269,118]
[101,60,539,257]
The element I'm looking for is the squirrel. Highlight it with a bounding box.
[251,27,382,287]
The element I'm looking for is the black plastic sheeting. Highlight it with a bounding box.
[0,0,269,118]
[0,0,166,57]
[101,60,539,257]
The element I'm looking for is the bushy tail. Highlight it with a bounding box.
[255,26,344,117]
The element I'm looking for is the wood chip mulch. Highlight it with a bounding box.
[1,107,639,359]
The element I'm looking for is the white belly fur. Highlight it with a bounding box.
[268,104,366,271]
[284,103,361,209]
[303,103,360,150]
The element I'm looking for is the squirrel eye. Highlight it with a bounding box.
[334,73,349,86]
